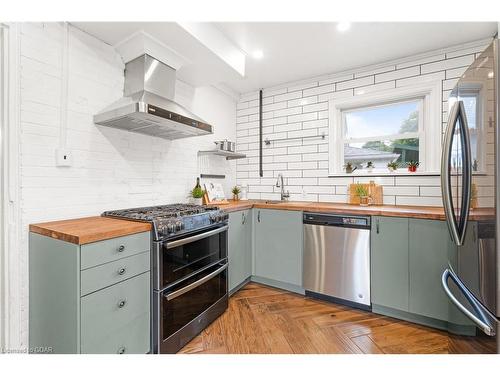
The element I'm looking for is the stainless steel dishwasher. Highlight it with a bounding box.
[303,212,371,310]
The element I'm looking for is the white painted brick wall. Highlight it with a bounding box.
[14,23,237,348]
[236,39,492,207]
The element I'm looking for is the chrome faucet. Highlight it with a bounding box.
[276,173,290,201]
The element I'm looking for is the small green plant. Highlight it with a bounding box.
[190,186,205,199]
[366,161,374,168]
[354,183,369,197]
[387,161,399,171]
[232,186,241,196]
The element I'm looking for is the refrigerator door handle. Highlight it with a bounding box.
[457,100,472,245]
[441,102,461,245]
[441,268,497,336]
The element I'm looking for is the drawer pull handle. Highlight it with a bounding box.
[118,300,127,308]
[117,346,126,354]
[118,244,125,252]
[118,268,126,275]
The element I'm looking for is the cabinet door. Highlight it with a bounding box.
[254,209,302,286]
[371,216,409,311]
[81,272,150,354]
[228,210,252,291]
[409,218,455,321]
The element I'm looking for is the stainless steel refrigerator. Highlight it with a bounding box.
[441,39,499,353]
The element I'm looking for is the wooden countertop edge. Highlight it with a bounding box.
[29,217,152,245]
[213,201,494,221]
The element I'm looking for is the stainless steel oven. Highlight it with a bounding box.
[152,223,228,353]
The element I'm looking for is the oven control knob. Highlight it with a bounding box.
[175,221,183,231]
[166,222,175,233]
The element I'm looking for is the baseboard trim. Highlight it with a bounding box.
[250,276,305,295]
[372,304,476,336]
[229,277,251,296]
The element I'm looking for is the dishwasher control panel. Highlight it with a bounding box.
[303,212,370,229]
[342,217,368,226]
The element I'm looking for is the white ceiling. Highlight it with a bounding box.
[73,22,497,95]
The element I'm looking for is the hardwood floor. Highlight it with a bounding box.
[178,282,495,354]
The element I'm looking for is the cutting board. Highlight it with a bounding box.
[348,181,383,205]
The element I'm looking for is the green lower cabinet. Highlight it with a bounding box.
[371,216,475,334]
[228,210,252,293]
[408,218,454,321]
[371,216,409,311]
[29,231,151,354]
[253,209,303,292]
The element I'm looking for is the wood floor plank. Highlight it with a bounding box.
[251,302,295,354]
[351,335,384,354]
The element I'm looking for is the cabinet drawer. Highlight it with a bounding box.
[80,272,150,354]
[81,251,150,296]
[80,231,150,270]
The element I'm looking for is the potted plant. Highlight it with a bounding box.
[387,161,399,172]
[354,183,371,206]
[366,161,374,173]
[190,186,205,205]
[344,162,357,174]
[232,185,241,201]
[407,160,419,173]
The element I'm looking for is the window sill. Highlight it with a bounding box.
[328,171,440,177]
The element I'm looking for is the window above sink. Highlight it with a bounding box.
[328,81,442,176]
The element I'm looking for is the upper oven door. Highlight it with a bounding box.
[154,224,228,290]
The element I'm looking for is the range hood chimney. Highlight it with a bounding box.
[94,54,213,139]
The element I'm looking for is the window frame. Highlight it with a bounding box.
[328,81,442,176]
[449,82,485,174]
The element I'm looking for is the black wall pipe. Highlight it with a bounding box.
[259,89,263,177]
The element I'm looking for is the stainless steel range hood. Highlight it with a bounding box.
[94,54,213,139]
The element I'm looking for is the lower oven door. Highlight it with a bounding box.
[153,260,228,353]
[154,224,228,290]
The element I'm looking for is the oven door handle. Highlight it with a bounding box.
[166,225,228,249]
[165,262,228,301]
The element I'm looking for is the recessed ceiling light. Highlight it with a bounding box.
[252,50,264,59]
[488,71,494,78]
[337,22,351,32]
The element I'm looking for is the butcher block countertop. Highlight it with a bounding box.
[29,216,152,245]
[209,200,494,221]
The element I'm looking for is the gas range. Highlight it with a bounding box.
[102,203,228,241]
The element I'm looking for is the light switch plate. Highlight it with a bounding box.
[55,148,73,167]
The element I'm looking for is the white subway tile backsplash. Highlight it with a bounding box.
[273,106,302,118]
[288,96,318,108]
[274,90,303,103]
[395,196,443,206]
[302,102,328,113]
[336,76,374,91]
[421,54,475,74]
[375,66,420,83]
[288,112,318,123]
[303,84,334,97]
[318,89,353,102]
[354,81,395,96]
[396,53,446,69]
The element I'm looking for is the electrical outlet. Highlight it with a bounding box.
[55,148,73,167]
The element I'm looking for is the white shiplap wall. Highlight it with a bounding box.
[235,39,492,207]
[13,22,237,349]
